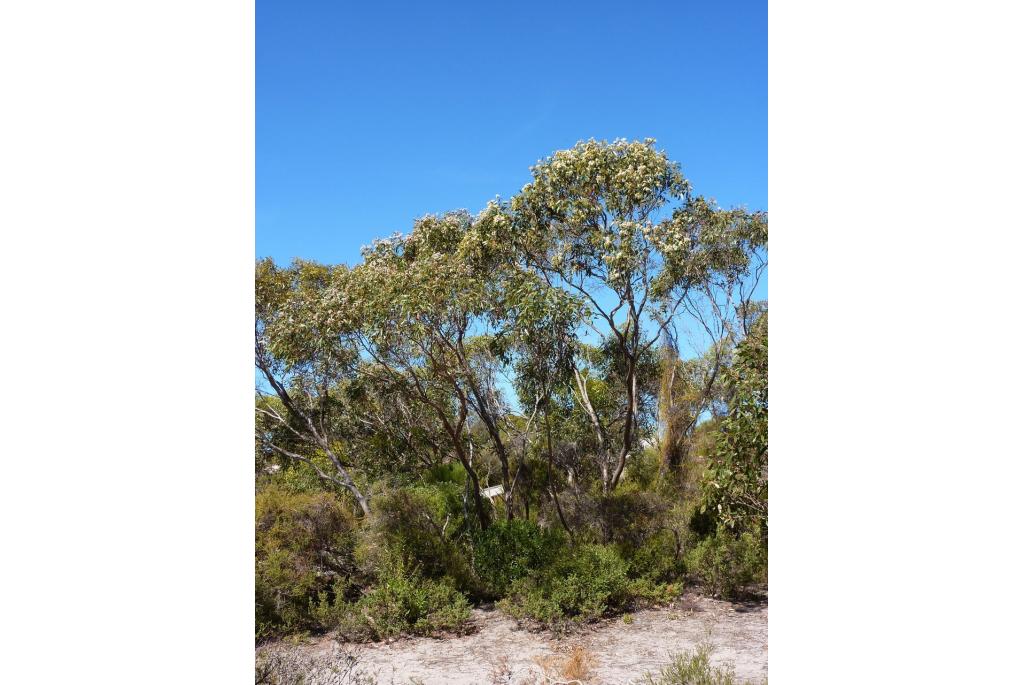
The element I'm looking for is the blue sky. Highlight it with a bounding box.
[257,0,767,266]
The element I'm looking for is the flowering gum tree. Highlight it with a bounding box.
[485,138,767,492]
[255,258,371,516]
[326,211,578,529]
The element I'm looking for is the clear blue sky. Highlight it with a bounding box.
[257,0,767,266]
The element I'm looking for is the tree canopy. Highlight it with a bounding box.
[256,138,767,535]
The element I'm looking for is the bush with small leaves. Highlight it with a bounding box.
[256,485,358,639]
[327,558,472,641]
[685,527,766,599]
[640,642,764,685]
[358,483,479,595]
[499,543,675,628]
[625,527,687,583]
[472,519,563,597]
[597,489,670,548]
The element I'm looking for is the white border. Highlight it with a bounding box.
[2,1,1024,682]
[772,1,1024,682]
[0,1,254,682]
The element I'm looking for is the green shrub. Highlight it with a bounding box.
[625,527,686,583]
[500,543,627,626]
[358,484,478,595]
[626,575,681,605]
[548,487,673,551]
[597,489,670,548]
[326,559,471,641]
[582,489,690,585]
[472,520,563,596]
[686,527,766,599]
[499,543,675,628]
[422,461,467,486]
[623,448,662,490]
[640,642,759,685]
[256,486,358,638]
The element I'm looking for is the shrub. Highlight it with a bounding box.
[626,575,681,605]
[625,527,686,583]
[623,448,662,490]
[686,527,766,599]
[256,486,358,638]
[422,461,467,486]
[358,484,478,595]
[472,520,563,597]
[499,543,674,628]
[639,642,746,685]
[327,559,471,641]
[575,489,690,585]
[500,543,628,626]
[597,489,670,548]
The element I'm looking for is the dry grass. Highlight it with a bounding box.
[255,646,378,685]
[487,653,516,685]
[474,645,600,685]
[533,645,595,684]
[487,651,547,685]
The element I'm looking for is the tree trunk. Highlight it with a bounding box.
[464,376,514,520]
[462,456,491,531]
[544,410,574,542]
[609,362,638,490]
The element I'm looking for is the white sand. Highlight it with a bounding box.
[258,593,767,684]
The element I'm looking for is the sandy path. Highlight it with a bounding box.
[258,593,767,685]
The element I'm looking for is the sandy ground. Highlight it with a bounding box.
[258,593,767,684]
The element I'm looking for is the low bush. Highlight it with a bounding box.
[685,527,766,599]
[499,543,676,628]
[358,484,478,595]
[639,642,760,685]
[326,559,471,641]
[597,489,670,547]
[256,485,358,639]
[579,488,691,585]
[422,461,468,486]
[472,519,563,597]
[624,526,687,583]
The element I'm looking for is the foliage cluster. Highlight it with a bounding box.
[499,542,678,629]
[256,486,358,639]
[686,527,767,599]
[321,558,471,642]
[471,519,564,597]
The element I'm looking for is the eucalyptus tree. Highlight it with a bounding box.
[504,274,581,535]
[255,258,371,515]
[486,138,767,492]
[342,367,454,477]
[331,211,569,528]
